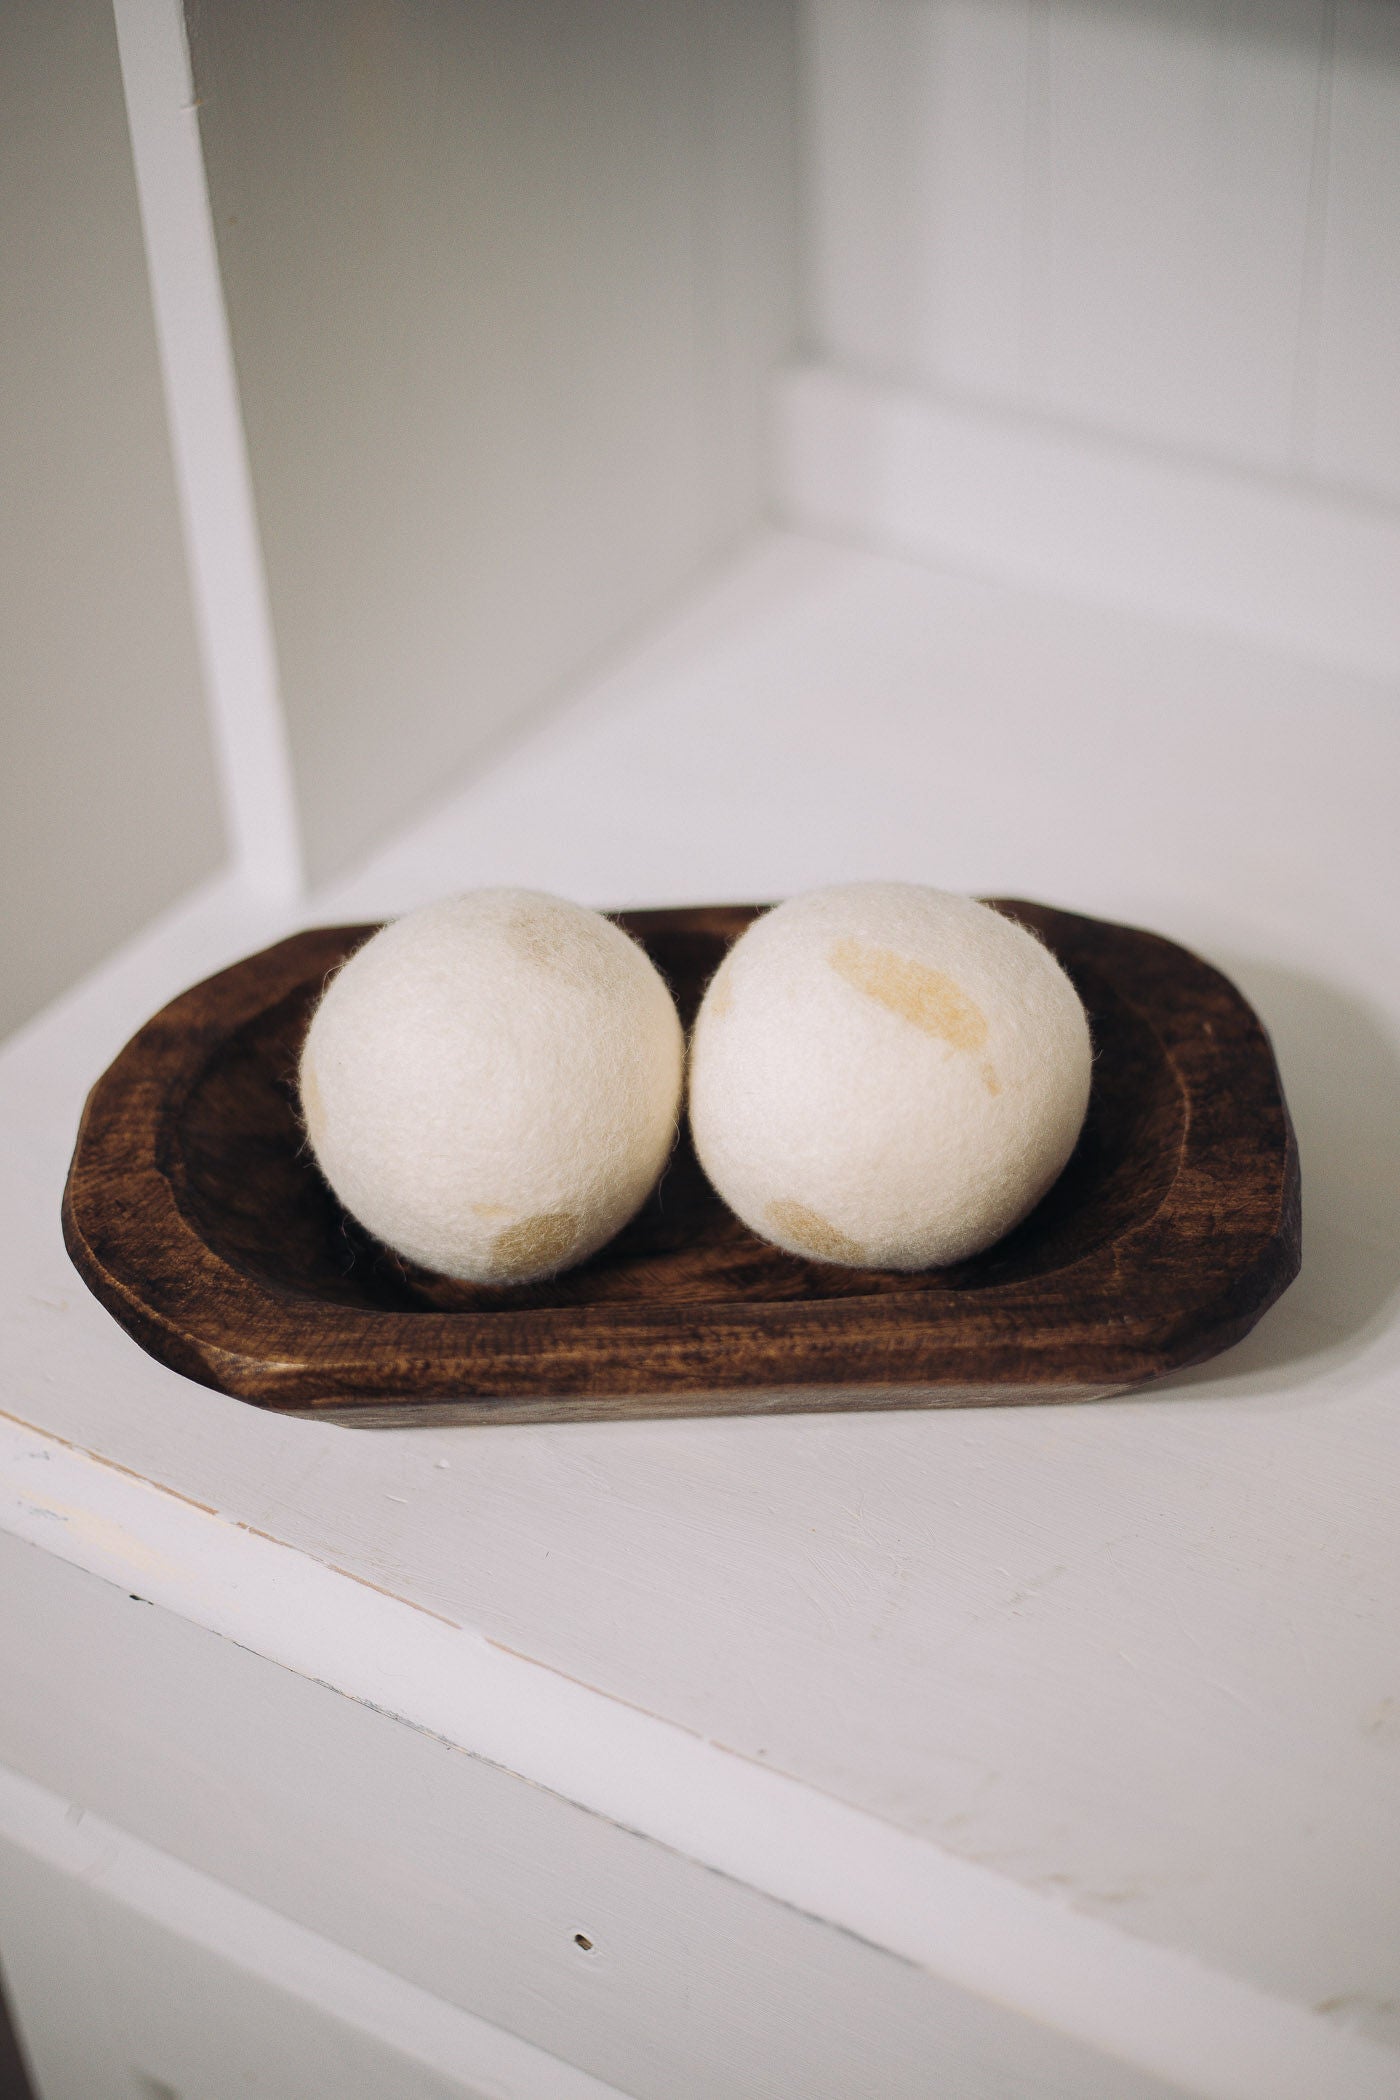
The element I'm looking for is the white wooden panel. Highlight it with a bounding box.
[0,1544,1191,2100]
[187,0,798,884]
[1309,0,1400,503]
[799,0,1400,495]
[6,1420,1367,2100]
[112,0,302,902]
[803,0,942,376]
[928,0,1035,400]
[803,0,1035,394]
[779,363,1400,678]
[1029,0,1324,465]
[0,1771,626,2100]
[698,0,803,530]
[0,0,225,1041]
[0,1842,115,2100]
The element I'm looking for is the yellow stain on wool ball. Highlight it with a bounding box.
[706,957,736,1020]
[490,1210,580,1278]
[689,883,1092,1272]
[828,935,988,1050]
[766,1199,866,1266]
[828,936,997,1093]
[299,889,684,1285]
[299,1061,326,1149]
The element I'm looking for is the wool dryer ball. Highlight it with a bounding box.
[299,890,684,1284]
[688,884,1092,1270]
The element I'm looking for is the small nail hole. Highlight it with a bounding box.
[573,1932,594,1951]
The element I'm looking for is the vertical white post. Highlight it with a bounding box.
[110,0,303,901]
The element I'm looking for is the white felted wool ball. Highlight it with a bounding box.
[688,884,1092,1270]
[299,890,683,1284]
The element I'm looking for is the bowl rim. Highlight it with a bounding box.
[61,899,1301,1424]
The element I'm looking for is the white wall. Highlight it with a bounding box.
[186,0,801,884]
[0,0,225,1041]
[802,0,1400,505]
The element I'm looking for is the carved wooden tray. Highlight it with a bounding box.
[62,901,1299,1425]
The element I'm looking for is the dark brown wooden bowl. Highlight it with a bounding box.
[62,901,1299,1425]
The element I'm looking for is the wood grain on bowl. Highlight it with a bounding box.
[61,903,1299,1424]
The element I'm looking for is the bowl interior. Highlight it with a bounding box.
[172,919,1185,1313]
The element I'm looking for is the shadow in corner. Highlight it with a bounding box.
[0,1955,35,2100]
[1158,955,1400,1402]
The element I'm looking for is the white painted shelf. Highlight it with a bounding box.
[3,533,1399,2098]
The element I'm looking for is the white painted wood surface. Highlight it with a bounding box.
[8,4,1398,2086]
[776,363,1400,678]
[0,0,225,1039]
[111,0,302,903]
[1027,0,1323,468]
[3,533,1399,2093]
[925,0,1036,404]
[0,1534,1200,2100]
[184,0,799,884]
[802,0,1400,504]
[1309,0,1400,502]
[0,1767,627,2100]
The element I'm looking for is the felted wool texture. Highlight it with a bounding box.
[299,889,684,1284]
[688,883,1092,1270]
